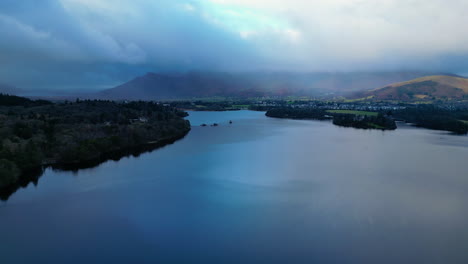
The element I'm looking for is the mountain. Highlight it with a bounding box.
[354,75,468,101]
[96,71,444,100]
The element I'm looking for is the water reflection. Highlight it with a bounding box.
[0,168,43,201]
[0,136,187,201]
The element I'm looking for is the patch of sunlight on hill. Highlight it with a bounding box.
[391,75,468,92]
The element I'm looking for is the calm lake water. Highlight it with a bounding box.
[1,110,468,264]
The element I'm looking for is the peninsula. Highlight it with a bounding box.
[0,94,191,192]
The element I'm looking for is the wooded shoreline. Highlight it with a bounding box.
[0,131,190,201]
[0,95,191,196]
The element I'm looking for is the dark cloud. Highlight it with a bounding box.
[0,0,262,90]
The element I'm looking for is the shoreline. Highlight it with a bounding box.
[0,129,190,201]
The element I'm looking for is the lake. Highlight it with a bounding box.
[1,110,467,264]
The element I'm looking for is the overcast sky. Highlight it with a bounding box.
[1,0,468,90]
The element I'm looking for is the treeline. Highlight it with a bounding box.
[332,114,397,130]
[393,105,468,134]
[266,107,396,130]
[169,100,250,111]
[265,108,329,120]
[0,93,52,107]
[0,96,191,191]
[265,104,468,134]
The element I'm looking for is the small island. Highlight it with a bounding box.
[0,94,191,193]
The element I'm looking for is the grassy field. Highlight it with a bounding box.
[367,123,385,129]
[326,110,378,116]
[232,105,250,109]
[461,120,468,125]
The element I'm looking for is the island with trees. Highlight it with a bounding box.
[0,94,191,198]
[264,103,467,134]
[265,108,397,130]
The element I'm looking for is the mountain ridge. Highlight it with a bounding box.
[95,71,449,100]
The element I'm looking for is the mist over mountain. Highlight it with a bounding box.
[96,71,446,100]
[2,0,468,91]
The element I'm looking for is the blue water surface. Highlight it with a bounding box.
[1,110,467,264]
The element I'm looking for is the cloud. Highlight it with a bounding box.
[0,0,467,89]
[205,0,468,68]
[0,0,148,64]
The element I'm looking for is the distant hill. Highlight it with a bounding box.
[96,71,444,100]
[354,75,468,101]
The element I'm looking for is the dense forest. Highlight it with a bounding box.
[332,114,397,130]
[0,94,191,192]
[393,105,468,134]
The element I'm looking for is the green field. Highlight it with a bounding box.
[461,120,468,125]
[326,110,378,116]
[232,105,250,109]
